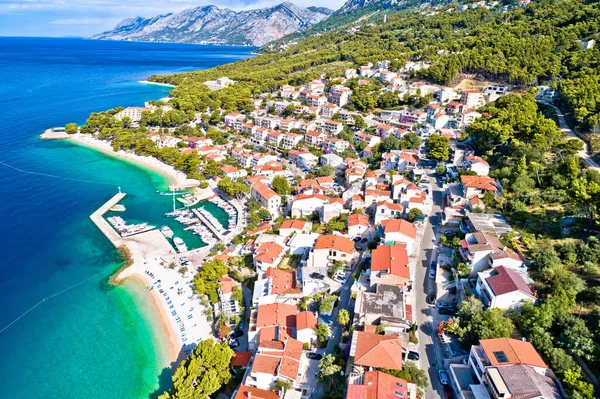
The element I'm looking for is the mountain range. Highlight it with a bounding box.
[90,2,333,46]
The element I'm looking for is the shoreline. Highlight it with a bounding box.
[126,273,181,363]
[138,80,177,88]
[67,133,198,188]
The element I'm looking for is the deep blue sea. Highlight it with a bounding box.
[0,37,253,399]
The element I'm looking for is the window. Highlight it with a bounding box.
[493,351,509,363]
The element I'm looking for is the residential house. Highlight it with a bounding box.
[222,165,247,180]
[307,234,356,271]
[464,155,490,176]
[322,120,344,136]
[279,219,310,237]
[321,153,345,169]
[370,245,410,288]
[328,86,353,107]
[374,200,404,224]
[305,130,327,147]
[380,219,417,256]
[347,213,370,238]
[291,193,328,218]
[364,188,392,214]
[349,331,403,371]
[251,181,281,218]
[279,119,298,132]
[461,175,498,199]
[354,285,411,333]
[254,242,286,273]
[346,371,410,399]
[248,303,297,350]
[234,385,279,399]
[321,103,340,119]
[267,130,284,147]
[460,89,485,109]
[353,132,381,148]
[345,159,368,184]
[323,137,350,153]
[307,95,327,108]
[295,311,318,345]
[217,275,241,317]
[459,231,505,273]
[476,266,536,310]
[282,132,303,149]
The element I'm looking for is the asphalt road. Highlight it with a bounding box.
[414,170,445,399]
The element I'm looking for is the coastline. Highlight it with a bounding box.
[67,133,197,188]
[138,80,177,88]
[126,273,181,363]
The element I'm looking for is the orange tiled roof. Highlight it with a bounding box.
[347,213,369,227]
[461,175,497,192]
[231,352,253,367]
[234,385,279,399]
[381,219,417,239]
[371,245,409,280]
[255,242,285,265]
[314,235,354,254]
[480,338,547,369]
[265,267,301,295]
[346,370,408,399]
[255,303,298,328]
[354,332,403,370]
[296,311,318,331]
[279,219,307,231]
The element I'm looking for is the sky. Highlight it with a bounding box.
[0,0,347,37]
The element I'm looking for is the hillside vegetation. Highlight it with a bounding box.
[149,0,600,130]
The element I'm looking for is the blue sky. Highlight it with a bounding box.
[0,0,346,37]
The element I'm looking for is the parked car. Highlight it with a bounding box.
[353,237,361,242]
[307,352,323,360]
[407,351,420,361]
[355,245,363,251]
[429,263,437,279]
[361,237,368,243]
[438,369,449,385]
[230,329,244,338]
[443,386,455,399]
[229,339,240,348]
[436,301,454,309]
[444,230,457,237]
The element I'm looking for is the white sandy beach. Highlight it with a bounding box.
[68,133,198,188]
[114,230,213,363]
[138,80,177,88]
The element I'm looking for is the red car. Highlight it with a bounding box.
[443,386,454,399]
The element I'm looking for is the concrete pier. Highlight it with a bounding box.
[90,193,126,247]
[191,208,228,241]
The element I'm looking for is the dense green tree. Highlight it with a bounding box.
[314,322,330,343]
[272,175,291,195]
[64,123,78,134]
[159,339,233,399]
[425,135,450,161]
[337,309,350,326]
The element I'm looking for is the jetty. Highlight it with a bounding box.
[191,208,227,241]
[90,193,127,247]
[40,129,71,140]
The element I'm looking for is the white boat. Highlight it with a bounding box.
[173,237,188,253]
[109,204,126,212]
[161,226,174,239]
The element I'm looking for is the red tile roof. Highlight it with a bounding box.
[461,175,497,192]
[480,338,547,369]
[354,332,403,370]
[218,275,238,295]
[381,219,417,239]
[231,352,253,367]
[252,354,281,375]
[234,385,279,399]
[255,242,285,265]
[252,181,279,200]
[485,266,534,297]
[256,303,298,329]
[279,219,307,231]
[371,245,409,280]
[346,371,408,399]
[265,267,301,295]
[314,235,355,254]
[347,213,370,227]
[296,311,318,331]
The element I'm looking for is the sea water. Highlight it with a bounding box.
[0,37,253,398]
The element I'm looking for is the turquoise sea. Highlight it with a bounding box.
[0,37,253,398]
